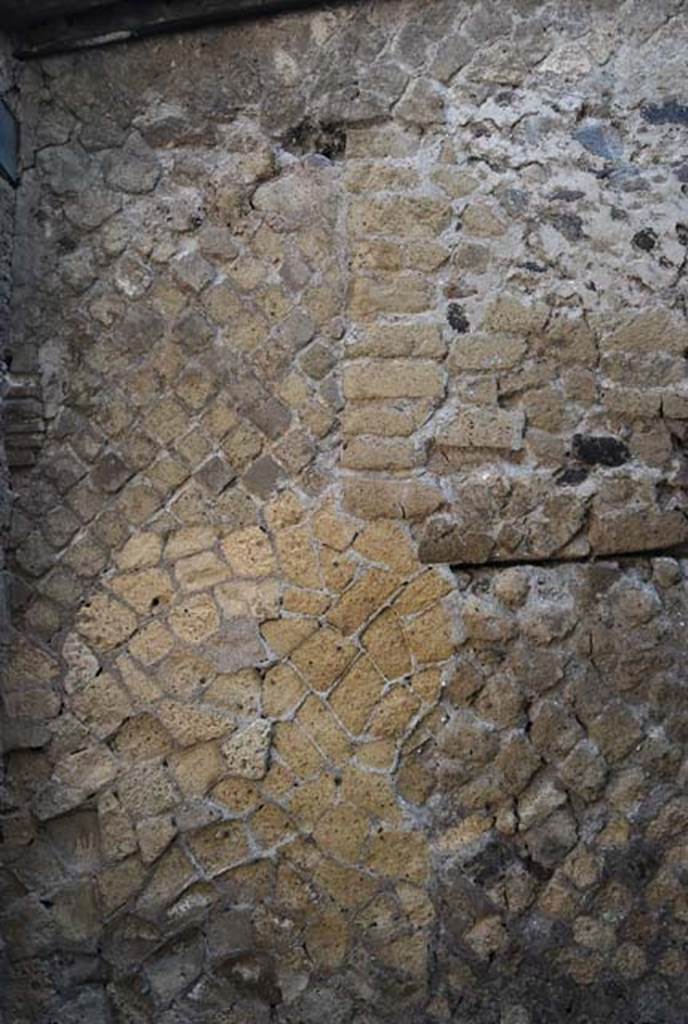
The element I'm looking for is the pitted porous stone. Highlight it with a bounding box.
[3,4,688,1023]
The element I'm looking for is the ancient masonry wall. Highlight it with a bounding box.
[2,2,688,1022]
[0,31,17,832]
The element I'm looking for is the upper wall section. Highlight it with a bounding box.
[8,0,688,621]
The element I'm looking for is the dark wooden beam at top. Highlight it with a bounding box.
[0,0,117,31]
[10,0,348,58]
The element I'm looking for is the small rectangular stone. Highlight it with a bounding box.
[342,360,445,400]
[341,438,419,470]
[349,274,432,318]
[448,333,527,371]
[342,400,434,438]
[438,408,525,451]
[343,478,443,520]
[348,324,445,360]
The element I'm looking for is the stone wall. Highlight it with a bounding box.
[0,32,17,768]
[0,23,17,1004]
[1,2,688,1022]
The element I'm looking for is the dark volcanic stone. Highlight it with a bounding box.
[447,302,470,333]
[571,434,630,467]
[555,465,589,486]
[632,228,658,251]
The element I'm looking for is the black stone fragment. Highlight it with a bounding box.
[642,101,688,126]
[283,119,346,160]
[676,223,688,246]
[571,433,630,467]
[555,465,589,486]
[632,228,658,251]
[447,302,470,333]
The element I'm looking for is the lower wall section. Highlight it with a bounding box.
[2,516,687,1022]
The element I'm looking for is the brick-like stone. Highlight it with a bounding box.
[438,408,525,450]
[343,360,444,400]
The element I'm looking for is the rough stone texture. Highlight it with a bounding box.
[0,25,19,1005]
[2,3,688,1023]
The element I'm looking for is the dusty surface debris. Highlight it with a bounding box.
[1,2,688,1022]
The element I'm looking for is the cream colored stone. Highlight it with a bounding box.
[403,604,455,663]
[165,526,217,560]
[174,551,233,591]
[75,593,137,651]
[340,768,402,825]
[211,777,259,815]
[362,608,412,679]
[327,568,403,635]
[290,626,357,692]
[115,532,162,570]
[329,656,386,734]
[273,722,326,778]
[127,620,175,665]
[296,694,351,765]
[353,521,418,574]
[109,568,174,614]
[250,802,295,847]
[367,686,420,739]
[274,523,322,587]
[282,587,330,616]
[311,500,357,552]
[158,700,232,746]
[461,202,508,238]
[117,653,162,704]
[70,672,132,739]
[221,526,277,576]
[203,667,261,717]
[214,579,280,620]
[314,803,369,862]
[261,617,317,656]
[288,774,338,829]
[394,570,453,616]
[169,594,220,643]
[137,847,196,914]
[169,741,224,797]
[367,830,430,885]
[186,822,250,877]
[263,663,306,718]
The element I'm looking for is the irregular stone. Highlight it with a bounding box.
[222,720,271,779]
[290,626,357,692]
